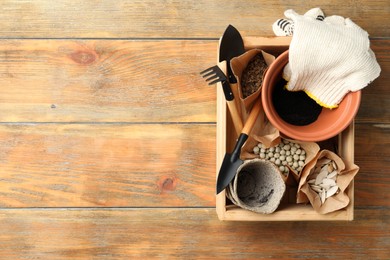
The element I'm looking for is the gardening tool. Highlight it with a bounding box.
[200,63,242,135]
[220,25,245,83]
[216,97,262,194]
[200,25,245,135]
[219,24,246,132]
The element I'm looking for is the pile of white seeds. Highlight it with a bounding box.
[253,139,306,176]
[307,158,340,204]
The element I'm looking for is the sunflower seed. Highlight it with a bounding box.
[322,178,336,187]
[326,186,339,198]
[311,185,323,193]
[320,190,326,204]
[327,171,338,179]
[315,169,328,185]
[319,183,331,190]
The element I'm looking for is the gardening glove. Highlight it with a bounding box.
[272,7,325,36]
[283,9,381,108]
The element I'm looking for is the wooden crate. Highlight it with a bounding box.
[216,37,355,221]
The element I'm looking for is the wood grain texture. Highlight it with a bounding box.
[0,0,389,38]
[0,124,215,207]
[354,123,390,207]
[0,40,216,122]
[0,39,388,123]
[357,39,390,123]
[0,1,389,258]
[0,123,388,208]
[0,208,389,259]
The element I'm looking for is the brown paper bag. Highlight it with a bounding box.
[230,49,275,121]
[297,150,359,214]
[283,138,320,181]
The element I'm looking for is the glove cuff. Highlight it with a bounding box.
[285,60,380,108]
[286,74,347,108]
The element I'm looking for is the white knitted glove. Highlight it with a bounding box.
[272,8,324,36]
[283,10,381,108]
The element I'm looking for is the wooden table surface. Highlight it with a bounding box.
[0,1,389,259]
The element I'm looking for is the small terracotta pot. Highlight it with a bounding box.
[261,50,361,142]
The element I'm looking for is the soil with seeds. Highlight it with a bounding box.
[241,54,268,98]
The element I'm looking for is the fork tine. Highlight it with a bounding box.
[200,66,215,75]
[200,65,227,85]
[211,66,226,80]
[201,69,217,78]
[205,74,219,82]
[208,78,223,85]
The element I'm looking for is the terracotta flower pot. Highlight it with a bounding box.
[261,50,361,142]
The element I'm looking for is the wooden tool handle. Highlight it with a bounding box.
[227,100,243,136]
[241,99,261,135]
